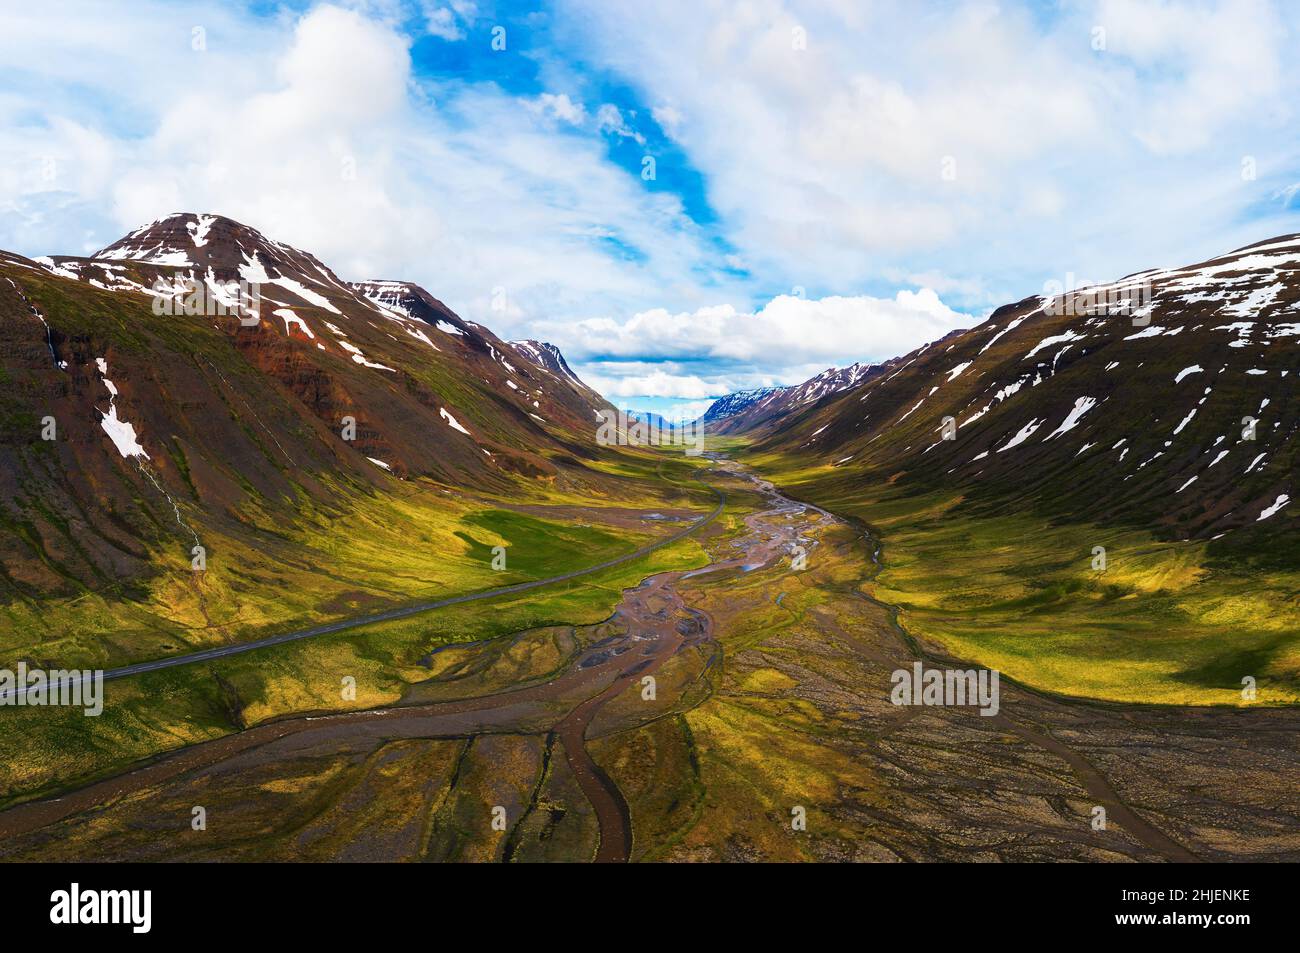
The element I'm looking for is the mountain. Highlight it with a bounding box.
[704,361,883,435]
[17,212,610,476]
[748,234,1300,545]
[701,387,782,423]
[621,409,690,432]
[0,213,645,653]
[507,340,609,417]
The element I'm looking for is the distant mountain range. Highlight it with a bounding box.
[703,362,886,434]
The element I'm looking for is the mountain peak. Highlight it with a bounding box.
[704,361,886,433]
[96,213,242,264]
[702,387,782,422]
[509,340,587,388]
[92,212,349,292]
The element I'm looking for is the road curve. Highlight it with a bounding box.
[17,476,724,695]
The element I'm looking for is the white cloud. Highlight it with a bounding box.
[556,0,1300,301]
[421,1,467,41]
[0,3,734,345]
[531,92,586,125]
[1097,0,1283,153]
[554,288,967,365]
[650,103,683,138]
[595,103,645,144]
[585,368,720,399]
[559,288,969,400]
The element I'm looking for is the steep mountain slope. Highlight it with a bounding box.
[701,387,781,425]
[507,339,607,414]
[742,235,1300,705]
[0,213,693,668]
[704,361,884,434]
[752,235,1300,545]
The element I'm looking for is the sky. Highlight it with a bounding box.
[2,0,1298,419]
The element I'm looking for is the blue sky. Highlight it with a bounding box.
[2,0,1299,417]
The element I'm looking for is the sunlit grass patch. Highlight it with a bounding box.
[0,534,709,806]
[747,450,1300,707]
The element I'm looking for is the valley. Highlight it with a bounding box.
[0,453,1294,862]
[0,214,1296,864]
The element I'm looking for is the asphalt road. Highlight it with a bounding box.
[3,478,725,697]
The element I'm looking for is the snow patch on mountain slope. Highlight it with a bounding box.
[270,273,341,314]
[1044,396,1097,440]
[1024,329,1085,360]
[979,315,1028,354]
[997,418,1043,452]
[1258,494,1290,521]
[338,340,394,371]
[95,358,149,459]
[188,214,216,248]
[274,308,314,339]
[440,408,471,435]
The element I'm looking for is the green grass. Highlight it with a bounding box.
[457,509,629,575]
[744,451,1300,707]
[0,534,709,807]
[0,484,654,668]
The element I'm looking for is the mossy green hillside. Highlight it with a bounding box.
[743,449,1300,707]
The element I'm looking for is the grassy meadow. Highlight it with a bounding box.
[0,527,709,807]
[742,447,1300,707]
[0,443,714,670]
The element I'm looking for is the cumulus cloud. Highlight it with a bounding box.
[650,103,683,138]
[584,367,722,400]
[420,0,474,40]
[556,0,1300,300]
[0,2,733,343]
[595,104,645,144]
[554,288,967,365]
[558,288,970,401]
[531,92,586,125]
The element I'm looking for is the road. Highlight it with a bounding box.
[0,478,725,699]
[0,471,735,860]
[2,458,1296,862]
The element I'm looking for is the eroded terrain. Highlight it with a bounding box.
[0,457,1295,862]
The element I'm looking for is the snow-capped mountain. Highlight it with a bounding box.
[789,362,880,404]
[0,213,616,599]
[704,362,883,434]
[19,212,610,452]
[508,340,604,408]
[702,387,783,422]
[750,234,1300,542]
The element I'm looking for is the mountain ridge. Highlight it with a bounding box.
[0,212,658,653]
[704,361,887,435]
[745,233,1300,546]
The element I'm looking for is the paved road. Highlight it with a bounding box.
[3,480,725,697]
